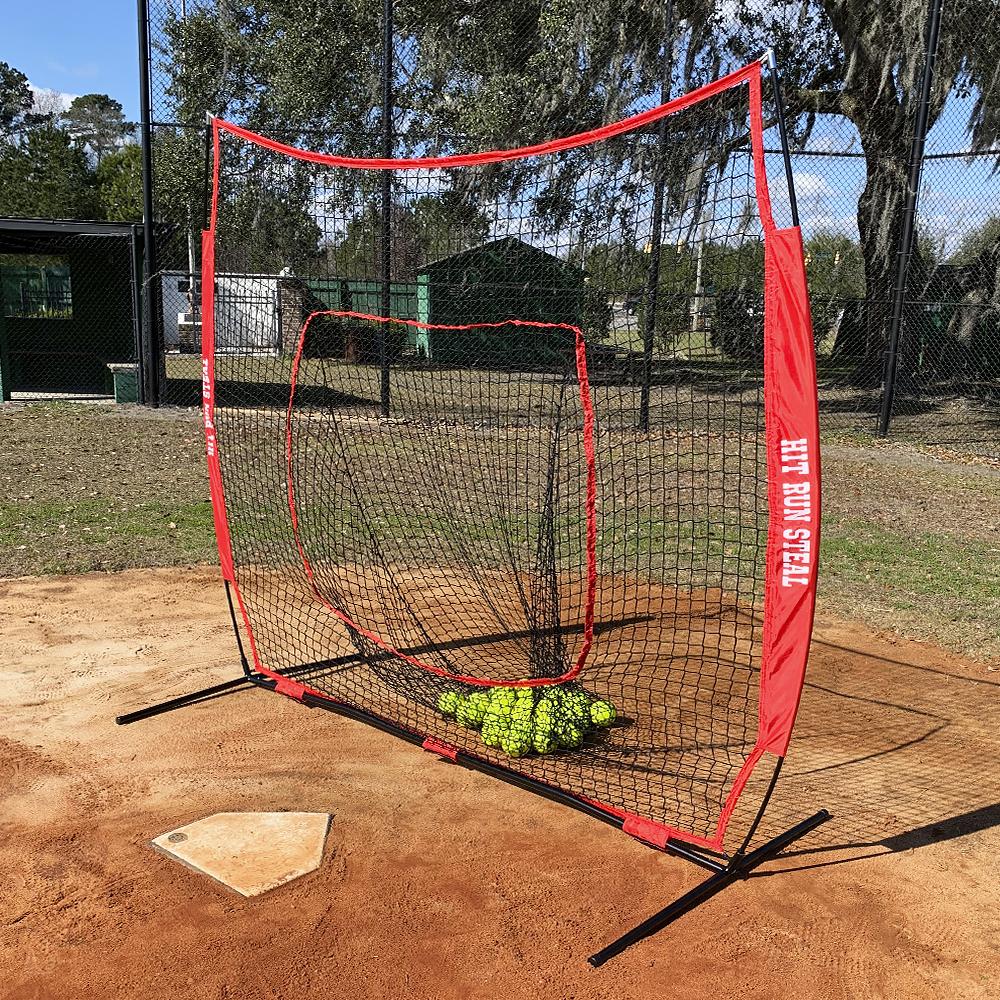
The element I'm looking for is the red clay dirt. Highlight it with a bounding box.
[1,567,997,999]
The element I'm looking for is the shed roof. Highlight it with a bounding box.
[418,236,585,279]
[0,217,173,254]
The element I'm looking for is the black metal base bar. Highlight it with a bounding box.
[118,670,744,867]
[114,652,364,725]
[256,677,739,872]
[117,667,730,867]
[259,678,733,867]
[587,809,831,967]
[115,675,254,725]
[255,675,634,834]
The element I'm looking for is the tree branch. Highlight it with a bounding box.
[785,87,852,118]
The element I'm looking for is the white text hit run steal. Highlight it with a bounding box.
[779,438,813,588]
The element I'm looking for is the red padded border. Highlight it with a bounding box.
[211,62,764,172]
[759,227,821,755]
[284,310,598,688]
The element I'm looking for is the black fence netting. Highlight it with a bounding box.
[143,0,999,457]
[0,226,141,401]
[205,72,804,848]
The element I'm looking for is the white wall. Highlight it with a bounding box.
[214,274,280,353]
[160,271,190,350]
[160,271,280,354]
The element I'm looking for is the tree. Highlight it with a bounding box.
[950,216,1000,266]
[62,94,132,164]
[215,166,324,274]
[0,142,32,216]
[161,2,381,143]
[395,0,999,374]
[804,231,866,301]
[0,125,101,219]
[394,0,716,150]
[155,1,999,374]
[0,61,35,138]
[724,0,999,371]
[802,231,865,349]
[325,194,492,279]
[96,143,143,221]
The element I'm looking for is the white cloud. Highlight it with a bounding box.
[792,171,836,199]
[28,84,78,115]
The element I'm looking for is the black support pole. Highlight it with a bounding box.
[136,0,161,406]
[378,0,394,417]
[735,756,783,856]
[766,51,800,229]
[588,809,831,967]
[639,0,674,434]
[116,675,253,725]
[877,0,944,438]
[129,224,145,403]
[117,664,827,960]
[202,119,213,231]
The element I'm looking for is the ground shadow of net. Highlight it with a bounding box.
[736,635,1000,872]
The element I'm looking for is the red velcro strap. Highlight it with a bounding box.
[622,815,671,850]
[422,736,459,761]
[274,677,308,702]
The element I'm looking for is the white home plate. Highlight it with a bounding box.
[152,812,331,896]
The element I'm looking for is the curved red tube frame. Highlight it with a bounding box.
[202,59,820,851]
[284,311,598,688]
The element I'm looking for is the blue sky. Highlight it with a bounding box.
[3,1,140,119]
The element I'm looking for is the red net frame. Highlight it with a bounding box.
[286,311,599,688]
[201,60,820,852]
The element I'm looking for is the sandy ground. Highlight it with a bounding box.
[1,567,997,1000]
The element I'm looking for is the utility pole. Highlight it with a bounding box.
[379,0,394,417]
[136,0,161,405]
[639,0,675,433]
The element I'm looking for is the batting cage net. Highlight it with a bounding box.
[203,61,820,851]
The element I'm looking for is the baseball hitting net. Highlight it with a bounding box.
[202,60,820,857]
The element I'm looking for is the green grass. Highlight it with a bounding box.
[820,516,1000,660]
[1,400,997,664]
[0,403,216,576]
[0,497,215,575]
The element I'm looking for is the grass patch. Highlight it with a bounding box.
[1,401,997,664]
[0,498,216,575]
[0,403,215,576]
[820,516,1000,662]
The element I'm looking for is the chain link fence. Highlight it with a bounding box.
[0,222,142,402]
[140,0,999,455]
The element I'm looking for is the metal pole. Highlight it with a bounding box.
[735,756,783,856]
[639,0,674,434]
[136,0,161,406]
[202,121,212,230]
[129,224,145,404]
[378,0,394,417]
[765,50,800,228]
[877,0,944,438]
[588,809,830,966]
[116,675,252,725]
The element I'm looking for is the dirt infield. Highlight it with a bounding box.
[1,568,997,1000]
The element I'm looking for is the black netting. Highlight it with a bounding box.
[0,227,140,401]
[209,78,774,845]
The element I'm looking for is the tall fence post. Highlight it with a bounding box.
[877,0,945,438]
[136,0,161,406]
[379,0,394,418]
[639,0,674,434]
